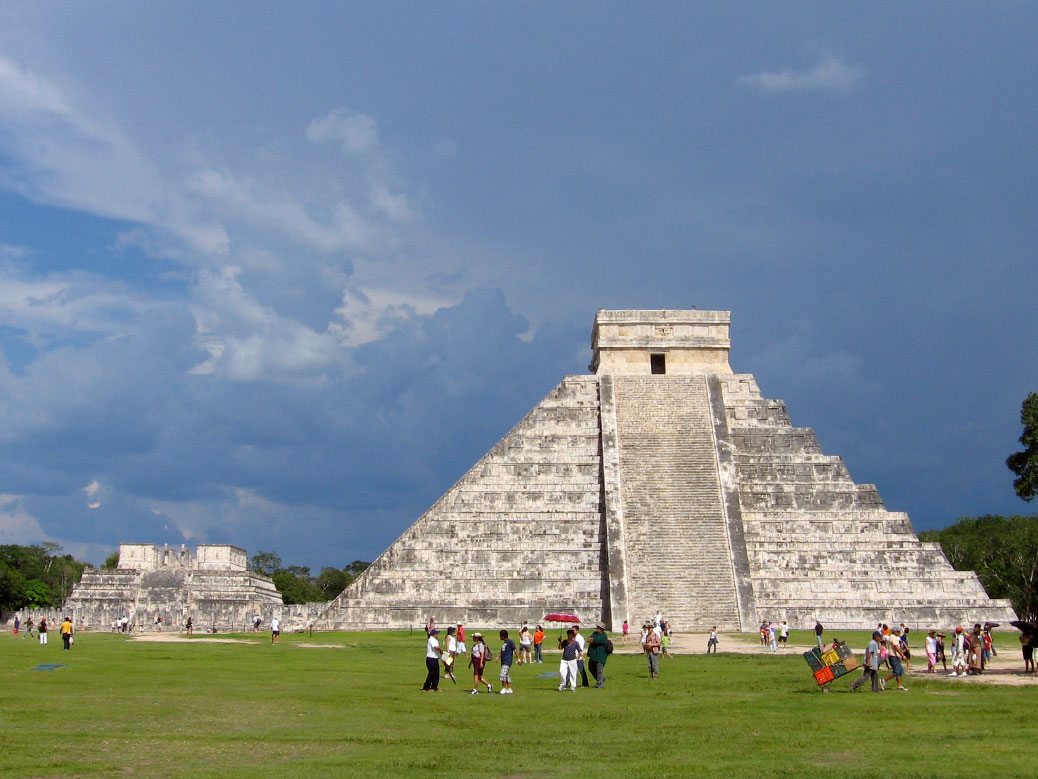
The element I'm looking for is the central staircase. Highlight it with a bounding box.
[611,376,741,629]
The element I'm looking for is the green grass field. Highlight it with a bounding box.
[2,629,1034,777]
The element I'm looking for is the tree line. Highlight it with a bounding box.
[0,543,86,616]
[919,515,1038,622]
[248,551,369,604]
[919,393,1038,622]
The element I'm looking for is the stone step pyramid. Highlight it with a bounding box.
[319,309,1016,631]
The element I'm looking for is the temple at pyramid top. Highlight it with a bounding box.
[591,309,732,375]
[316,307,1016,632]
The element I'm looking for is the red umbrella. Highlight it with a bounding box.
[544,612,581,623]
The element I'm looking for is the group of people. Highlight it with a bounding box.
[850,621,1008,691]
[422,621,611,693]
[759,620,789,651]
[10,615,75,649]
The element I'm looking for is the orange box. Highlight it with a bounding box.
[814,666,835,685]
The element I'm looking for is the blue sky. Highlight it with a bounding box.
[0,3,1035,567]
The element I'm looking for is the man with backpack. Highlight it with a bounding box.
[587,624,612,688]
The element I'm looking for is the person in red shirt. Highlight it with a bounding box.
[533,625,545,663]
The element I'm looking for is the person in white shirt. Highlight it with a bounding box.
[573,626,590,687]
[423,628,442,691]
[950,627,968,676]
[925,630,938,672]
[270,617,280,644]
[707,627,718,653]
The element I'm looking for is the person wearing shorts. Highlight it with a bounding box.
[883,629,908,690]
[498,630,517,694]
[468,633,492,694]
[518,623,532,664]
[270,617,280,644]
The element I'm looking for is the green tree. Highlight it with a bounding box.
[344,560,370,578]
[1007,392,1038,501]
[248,551,282,577]
[102,552,120,569]
[24,578,51,607]
[0,543,85,610]
[921,514,1038,621]
[316,567,348,598]
[0,567,28,612]
[271,570,323,605]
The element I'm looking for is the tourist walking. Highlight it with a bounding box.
[621,619,630,644]
[12,614,19,636]
[533,625,545,663]
[967,625,984,675]
[643,623,662,679]
[456,623,466,655]
[779,621,789,647]
[1020,629,1036,674]
[38,617,48,645]
[60,616,74,651]
[814,620,823,648]
[558,628,581,691]
[270,616,280,644]
[518,624,532,665]
[883,629,908,691]
[24,617,34,639]
[587,624,610,687]
[443,626,460,684]
[925,630,938,672]
[768,622,778,652]
[573,625,590,687]
[185,616,193,637]
[498,630,517,694]
[950,627,967,676]
[423,628,442,691]
[850,632,882,692]
[468,633,492,694]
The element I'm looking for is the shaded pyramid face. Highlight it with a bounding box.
[321,310,1016,630]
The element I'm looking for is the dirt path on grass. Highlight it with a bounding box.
[131,634,251,644]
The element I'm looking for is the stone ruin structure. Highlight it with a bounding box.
[64,543,282,632]
[317,309,1017,631]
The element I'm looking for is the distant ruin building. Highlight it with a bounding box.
[319,309,1017,630]
[65,543,282,631]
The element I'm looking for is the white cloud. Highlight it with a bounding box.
[306,109,379,154]
[368,181,415,223]
[738,56,865,94]
[83,480,102,508]
[0,494,50,544]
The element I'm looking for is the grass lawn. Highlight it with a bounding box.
[2,629,1035,777]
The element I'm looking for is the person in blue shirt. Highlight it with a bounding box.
[498,630,518,694]
[851,631,883,692]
